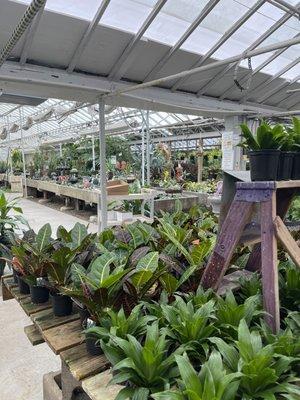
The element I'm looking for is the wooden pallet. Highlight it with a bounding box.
[82,370,121,400]
[1,274,15,301]
[42,319,84,355]
[24,324,44,346]
[60,343,110,382]
[31,307,80,333]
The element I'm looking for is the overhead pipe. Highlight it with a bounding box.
[0,0,47,67]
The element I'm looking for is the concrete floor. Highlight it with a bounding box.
[0,194,98,400]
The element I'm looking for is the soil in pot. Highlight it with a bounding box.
[277,151,294,180]
[17,275,30,294]
[85,336,102,356]
[30,285,49,304]
[52,294,73,317]
[249,150,280,181]
[292,152,300,180]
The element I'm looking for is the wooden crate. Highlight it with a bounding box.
[106,180,128,195]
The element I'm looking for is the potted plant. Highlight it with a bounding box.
[277,129,294,180]
[10,224,53,302]
[0,191,28,278]
[288,117,300,180]
[239,122,284,181]
[46,223,97,316]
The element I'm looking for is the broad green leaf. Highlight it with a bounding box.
[36,223,52,251]
[136,251,159,272]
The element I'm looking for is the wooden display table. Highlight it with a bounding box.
[1,274,121,400]
[201,180,300,333]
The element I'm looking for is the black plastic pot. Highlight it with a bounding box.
[30,285,49,304]
[291,152,300,180]
[52,294,73,317]
[249,150,280,181]
[85,336,102,356]
[277,151,294,180]
[17,275,30,294]
[12,268,19,284]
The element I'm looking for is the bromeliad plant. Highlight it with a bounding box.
[239,121,285,151]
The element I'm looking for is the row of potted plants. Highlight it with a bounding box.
[3,191,300,399]
[240,117,300,181]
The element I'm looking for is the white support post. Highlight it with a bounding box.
[59,143,63,157]
[92,135,96,171]
[19,108,27,197]
[98,97,107,233]
[197,138,203,182]
[141,117,145,186]
[223,116,245,171]
[146,110,151,186]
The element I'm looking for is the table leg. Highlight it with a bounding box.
[201,198,253,290]
[261,192,280,333]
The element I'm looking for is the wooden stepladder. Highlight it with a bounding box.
[201,180,300,333]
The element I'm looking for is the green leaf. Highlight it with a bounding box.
[36,223,52,251]
[136,251,159,272]
[159,273,178,294]
[70,222,88,248]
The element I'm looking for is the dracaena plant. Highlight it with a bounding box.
[239,121,285,151]
[152,351,241,400]
[84,304,156,343]
[160,296,216,359]
[212,319,300,399]
[215,291,262,339]
[10,223,53,285]
[279,260,300,312]
[102,323,181,400]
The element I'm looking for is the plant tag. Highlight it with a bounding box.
[86,318,96,329]
[36,277,44,286]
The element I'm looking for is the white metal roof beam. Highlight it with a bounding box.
[267,0,300,17]
[143,0,221,82]
[219,38,298,100]
[242,57,300,102]
[19,2,45,66]
[108,0,167,80]
[257,74,300,103]
[171,0,266,92]
[0,61,285,116]
[195,4,299,96]
[67,0,111,73]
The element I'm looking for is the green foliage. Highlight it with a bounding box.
[153,351,241,400]
[239,121,285,150]
[103,323,180,399]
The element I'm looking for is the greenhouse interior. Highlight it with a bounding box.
[0,0,300,399]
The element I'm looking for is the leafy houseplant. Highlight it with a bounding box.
[0,191,27,278]
[11,223,53,301]
[288,117,300,179]
[102,323,181,400]
[239,122,284,181]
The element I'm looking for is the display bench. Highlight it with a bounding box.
[201,180,300,333]
[1,264,252,399]
[24,179,158,226]
[1,275,121,400]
